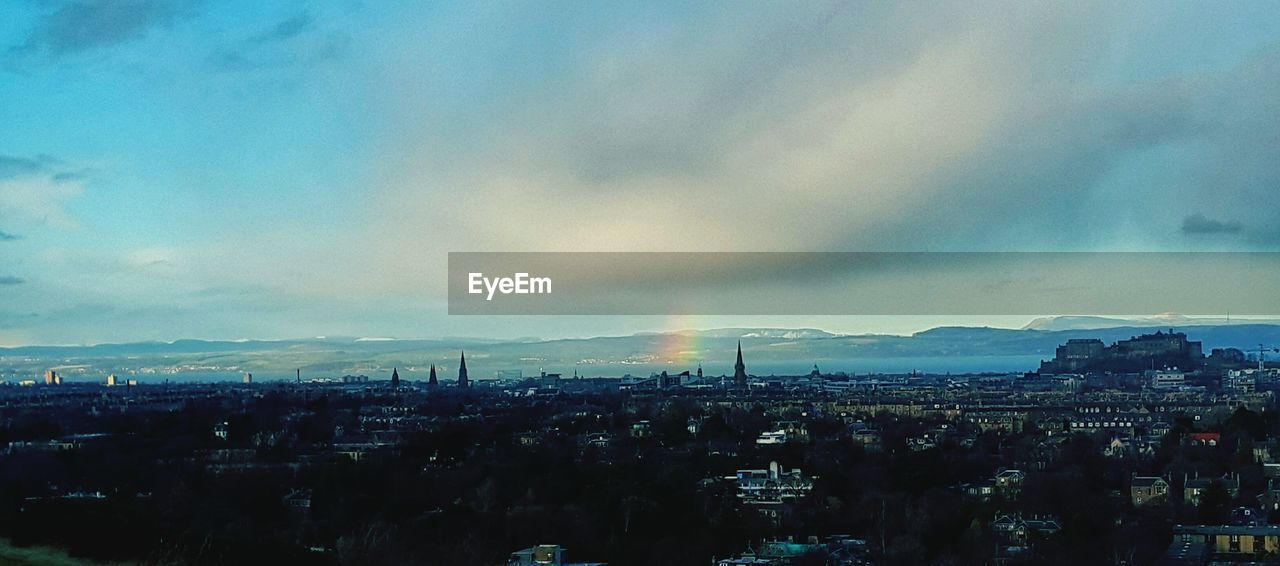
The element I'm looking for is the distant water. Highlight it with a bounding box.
[84,355,1043,383]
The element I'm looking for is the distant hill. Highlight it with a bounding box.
[3,324,1279,378]
[1023,314,1280,331]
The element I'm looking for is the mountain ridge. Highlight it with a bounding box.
[4,322,1280,378]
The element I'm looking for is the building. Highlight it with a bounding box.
[1131,476,1170,506]
[1224,370,1258,393]
[242,372,252,384]
[733,341,749,388]
[850,428,882,452]
[716,551,773,566]
[390,367,400,388]
[1169,524,1280,561]
[994,469,1025,499]
[538,370,562,388]
[967,410,1026,433]
[961,481,996,502]
[773,421,810,443]
[458,351,469,388]
[991,513,1062,548]
[1259,480,1280,511]
[43,370,60,385]
[734,461,813,503]
[106,374,118,387]
[505,545,603,566]
[1187,432,1220,447]
[756,430,787,445]
[428,364,438,387]
[629,420,652,438]
[283,488,312,520]
[1046,339,1106,372]
[1105,436,1157,460]
[1185,474,1240,506]
[1147,369,1185,390]
[718,536,870,566]
[1039,330,1203,374]
[507,544,564,566]
[1069,406,1159,432]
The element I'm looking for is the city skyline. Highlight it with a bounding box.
[7,4,1280,564]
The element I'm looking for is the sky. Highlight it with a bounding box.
[2,1,1280,346]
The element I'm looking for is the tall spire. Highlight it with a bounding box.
[458,351,469,388]
[428,364,438,387]
[390,367,400,388]
[733,340,748,388]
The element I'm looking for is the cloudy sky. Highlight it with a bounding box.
[2,1,1279,345]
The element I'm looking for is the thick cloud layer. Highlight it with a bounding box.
[373,3,1280,256]
[3,2,1280,344]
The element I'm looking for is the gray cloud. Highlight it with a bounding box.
[207,11,345,73]
[0,276,26,286]
[374,4,1280,258]
[0,231,20,241]
[0,311,38,330]
[15,0,200,56]
[0,154,89,228]
[249,12,313,45]
[1182,214,1243,235]
[0,154,90,182]
[0,155,52,179]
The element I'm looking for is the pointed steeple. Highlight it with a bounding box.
[390,367,400,388]
[733,340,748,388]
[458,351,469,387]
[428,364,438,387]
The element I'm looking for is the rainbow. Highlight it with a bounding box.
[655,314,705,365]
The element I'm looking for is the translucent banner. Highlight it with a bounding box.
[447,252,1280,315]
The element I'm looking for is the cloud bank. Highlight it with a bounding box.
[14,0,200,57]
[371,3,1280,264]
[4,2,1280,344]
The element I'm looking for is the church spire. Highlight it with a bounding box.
[428,363,438,387]
[733,340,748,388]
[458,351,469,387]
[390,367,400,388]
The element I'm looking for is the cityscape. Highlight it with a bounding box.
[3,323,1280,564]
[5,1,1280,564]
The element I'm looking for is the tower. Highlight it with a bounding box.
[733,341,748,388]
[458,351,469,388]
[428,364,438,387]
[390,367,400,388]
